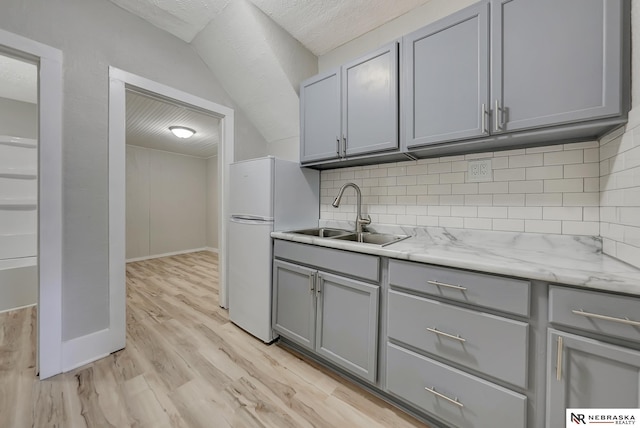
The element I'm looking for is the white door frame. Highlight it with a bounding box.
[108,69,234,348]
[0,29,64,379]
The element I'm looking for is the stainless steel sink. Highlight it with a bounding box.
[333,232,410,246]
[288,227,352,238]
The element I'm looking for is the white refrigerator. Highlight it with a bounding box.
[228,156,319,343]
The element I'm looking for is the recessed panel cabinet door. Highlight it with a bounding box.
[272,260,317,350]
[404,1,490,148]
[546,329,640,428]
[343,42,399,157]
[315,272,379,382]
[492,0,624,133]
[300,69,341,163]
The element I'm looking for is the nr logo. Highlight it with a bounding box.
[571,413,586,424]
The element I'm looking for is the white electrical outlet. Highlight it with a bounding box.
[468,159,492,182]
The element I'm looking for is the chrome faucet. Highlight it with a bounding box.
[332,182,371,233]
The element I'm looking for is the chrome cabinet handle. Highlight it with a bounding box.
[481,103,488,134]
[336,137,340,156]
[425,387,464,408]
[309,272,315,294]
[342,134,347,157]
[571,309,640,326]
[427,327,466,343]
[556,335,563,381]
[426,280,467,291]
[316,273,322,295]
[494,99,502,131]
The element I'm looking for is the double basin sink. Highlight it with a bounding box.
[288,227,410,247]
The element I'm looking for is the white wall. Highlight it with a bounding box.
[206,155,219,250]
[0,0,267,341]
[126,146,208,259]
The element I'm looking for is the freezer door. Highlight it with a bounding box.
[227,218,275,343]
[229,157,274,220]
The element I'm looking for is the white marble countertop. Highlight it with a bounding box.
[271,221,640,296]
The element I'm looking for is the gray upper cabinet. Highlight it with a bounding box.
[342,43,399,157]
[299,69,341,163]
[492,0,625,134]
[315,272,379,383]
[300,42,399,165]
[546,329,640,427]
[404,1,490,148]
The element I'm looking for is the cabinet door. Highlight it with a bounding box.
[404,1,490,148]
[272,260,316,350]
[546,329,640,427]
[300,69,341,163]
[315,272,379,382]
[492,0,624,133]
[342,42,399,157]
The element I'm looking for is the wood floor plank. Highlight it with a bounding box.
[0,251,430,428]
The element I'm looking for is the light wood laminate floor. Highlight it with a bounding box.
[0,251,430,428]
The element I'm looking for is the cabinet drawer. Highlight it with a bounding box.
[386,343,527,428]
[274,240,379,282]
[549,286,640,344]
[388,259,530,316]
[388,290,529,388]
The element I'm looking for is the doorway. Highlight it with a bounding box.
[0,29,63,379]
[108,67,235,355]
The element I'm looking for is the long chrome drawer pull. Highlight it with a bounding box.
[571,309,640,326]
[427,327,466,342]
[425,387,464,408]
[556,336,563,381]
[427,280,467,291]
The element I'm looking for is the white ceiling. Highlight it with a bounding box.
[0,54,37,104]
[108,0,430,55]
[126,90,220,158]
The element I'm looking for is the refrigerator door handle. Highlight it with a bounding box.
[230,215,274,224]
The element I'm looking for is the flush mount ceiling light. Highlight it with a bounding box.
[169,126,196,139]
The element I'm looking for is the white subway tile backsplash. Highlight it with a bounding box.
[544,150,584,165]
[543,207,583,221]
[544,178,584,193]
[440,217,464,228]
[509,154,543,168]
[320,141,608,239]
[479,182,509,194]
[525,220,562,234]
[493,194,525,206]
[509,180,544,194]
[508,207,542,219]
[478,207,508,218]
[562,221,599,236]
[493,219,525,232]
[465,194,493,206]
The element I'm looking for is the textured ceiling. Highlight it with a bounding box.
[0,53,37,104]
[126,90,220,158]
[248,0,431,55]
[108,0,430,54]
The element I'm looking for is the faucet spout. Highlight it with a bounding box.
[331,182,371,233]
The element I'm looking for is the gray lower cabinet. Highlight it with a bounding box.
[546,329,640,427]
[272,259,380,382]
[387,343,527,428]
[299,42,399,166]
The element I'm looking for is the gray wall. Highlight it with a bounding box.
[206,155,219,250]
[126,146,208,260]
[0,0,267,341]
[0,97,37,138]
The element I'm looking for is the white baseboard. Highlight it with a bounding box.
[205,247,219,253]
[126,247,213,263]
[0,302,36,315]
[62,327,118,372]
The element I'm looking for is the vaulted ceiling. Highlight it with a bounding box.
[108,0,431,156]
